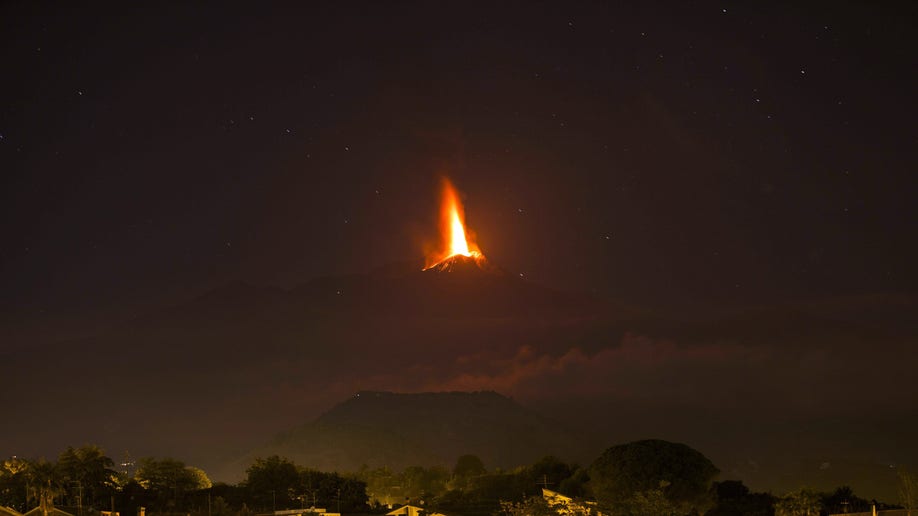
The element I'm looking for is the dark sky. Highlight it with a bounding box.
[4,1,915,316]
[2,0,918,498]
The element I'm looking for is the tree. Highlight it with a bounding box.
[355,466,397,507]
[452,454,486,490]
[499,495,556,516]
[624,482,680,516]
[528,456,573,488]
[186,467,212,490]
[298,468,368,512]
[588,439,718,515]
[822,485,870,515]
[237,503,254,516]
[708,480,775,516]
[434,488,494,516]
[557,467,590,499]
[211,481,248,511]
[330,475,369,512]
[526,455,580,498]
[211,495,231,516]
[454,454,486,478]
[244,456,299,511]
[900,470,918,515]
[400,465,450,501]
[26,459,63,516]
[115,479,148,516]
[500,491,597,516]
[774,488,822,516]
[134,457,211,511]
[470,470,530,510]
[57,445,117,510]
[0,456,31,511]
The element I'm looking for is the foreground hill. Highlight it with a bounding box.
[222,390,589,478]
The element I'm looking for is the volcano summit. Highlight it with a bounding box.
[422,251,503,275]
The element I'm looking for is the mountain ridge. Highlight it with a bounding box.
[217,390,593,480]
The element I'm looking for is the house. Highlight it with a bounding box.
[22,508,76,516]
[541,488,601,515]
[385,505,445,516]
[386,506,423,516]
[260,510,339,516]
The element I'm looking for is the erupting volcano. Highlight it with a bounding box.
[423,178,495,274]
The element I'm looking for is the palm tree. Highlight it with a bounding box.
[58,445,117,510]
[27,460,63,516]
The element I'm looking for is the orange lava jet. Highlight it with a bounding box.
[424,178,484,269]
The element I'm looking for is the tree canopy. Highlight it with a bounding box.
[135,457,212,511]
[453,454,486,479]
[244,456,299,510]
[3,443,906,516]
[707,480,775,516]
[589,439,719,514]
[244,455,368,513]
[774,488,822,516]
[57,445,118,508]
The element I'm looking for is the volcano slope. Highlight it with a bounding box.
[4,260,917,501]
[1,257,628,471]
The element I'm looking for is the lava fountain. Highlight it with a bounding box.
[424,178,486,271]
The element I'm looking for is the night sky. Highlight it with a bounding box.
[2,0,917,498]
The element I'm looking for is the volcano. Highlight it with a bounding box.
[0,176,632,479]
[422,251,503,275]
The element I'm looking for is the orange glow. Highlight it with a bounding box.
[425,178,483,269]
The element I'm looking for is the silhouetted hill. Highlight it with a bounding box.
[225,391,590,478]
[135,257,628,326]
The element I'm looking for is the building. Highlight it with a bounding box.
[541,488,601,516]
[260,510,339,516]
[21,508,76,516]
[385,505,445,516]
